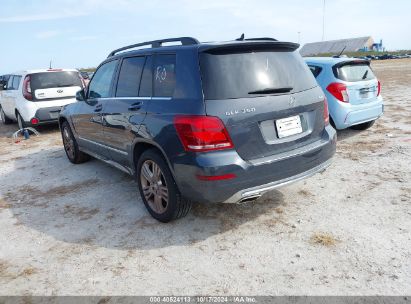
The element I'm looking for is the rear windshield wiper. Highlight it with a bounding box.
[361,70,368,80]
[248,87,293,95]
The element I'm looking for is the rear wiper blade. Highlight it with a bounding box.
[362,70,368,80]
[248,87,293,95]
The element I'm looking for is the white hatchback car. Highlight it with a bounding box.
[0,69,84,129]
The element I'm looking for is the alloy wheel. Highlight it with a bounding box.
[140,160,169,214]
[62,127,75,160]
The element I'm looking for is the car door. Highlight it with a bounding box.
[103,55,152,168]
[72,59,118,159]
[1,76,17,118]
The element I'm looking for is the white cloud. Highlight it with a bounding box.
[35,30,60,39]
[70,35,99,41]
[0,11,88,23]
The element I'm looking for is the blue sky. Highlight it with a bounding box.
[0,0,410,73]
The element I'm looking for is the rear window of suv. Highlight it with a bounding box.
[30,71,82,90]
[200,50,317,100]
[333,62,376,82]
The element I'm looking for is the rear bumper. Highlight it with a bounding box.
[223,158,332,203]
[330,97,384,129]
[171,125,336,204]
[23,106,62,126]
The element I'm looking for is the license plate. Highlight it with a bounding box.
[49,112,59,119]
[276,115,303,138]
[360,87,376,99]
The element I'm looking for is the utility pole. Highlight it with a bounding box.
[322,0,326,41]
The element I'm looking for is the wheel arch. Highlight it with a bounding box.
[132,140,176,179]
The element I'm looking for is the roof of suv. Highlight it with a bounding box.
[107,36,299,59]
[9,68,79,75]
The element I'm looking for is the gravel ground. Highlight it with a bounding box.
[0,59,410,296]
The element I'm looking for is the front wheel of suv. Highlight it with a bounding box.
[350,120,375,130]
[137,149,192,222]
[61,121,90,164]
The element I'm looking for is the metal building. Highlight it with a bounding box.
[300,36,375,56]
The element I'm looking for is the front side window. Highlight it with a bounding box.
[153,54,176,97]
[116,56,145,97]
[88,60,118,99]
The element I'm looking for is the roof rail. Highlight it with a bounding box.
[107,37,200,57]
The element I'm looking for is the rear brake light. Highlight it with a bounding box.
[377,80,381,96]
[323,97,329,125]
[326,82,349,103]
[22,75,33,101]
[30,118,39,125]
[174,115,234,152]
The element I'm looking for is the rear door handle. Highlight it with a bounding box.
[128,101,143,111]
[94,104,103,112]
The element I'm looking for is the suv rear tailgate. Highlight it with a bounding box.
[200,45,327,161]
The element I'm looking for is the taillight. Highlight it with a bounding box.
[22,75,33,101]
[326,82,349,103]
[174,115,234,152]
[323,97,329,125]
[377,80,381,96]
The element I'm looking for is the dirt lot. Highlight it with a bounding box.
[0,59,410,296]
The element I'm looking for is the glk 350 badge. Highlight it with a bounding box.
[225,107,256,116]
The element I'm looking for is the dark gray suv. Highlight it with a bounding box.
[59,36,336,222]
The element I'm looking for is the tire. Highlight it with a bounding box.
[16,112,26,129]
[136,149,192,222]
[0,106,13,125]
[61,121,90,164]
[350,120,375,130]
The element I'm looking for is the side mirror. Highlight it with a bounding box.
[76,89,86,101]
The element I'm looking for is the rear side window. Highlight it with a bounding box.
[12,76,21,90]
[116,56,145,97]
[154,54,176,97]
[308,65,322,78]
[334,63,376,82]
[200,50,317,100]
[89,60,118,99]
[30,72,82,90]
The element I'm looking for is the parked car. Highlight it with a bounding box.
[59,36,336,222]
[0,69,83,128]
[80,71,90,86]
[305,57,383,130]
[0,74,10,90]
